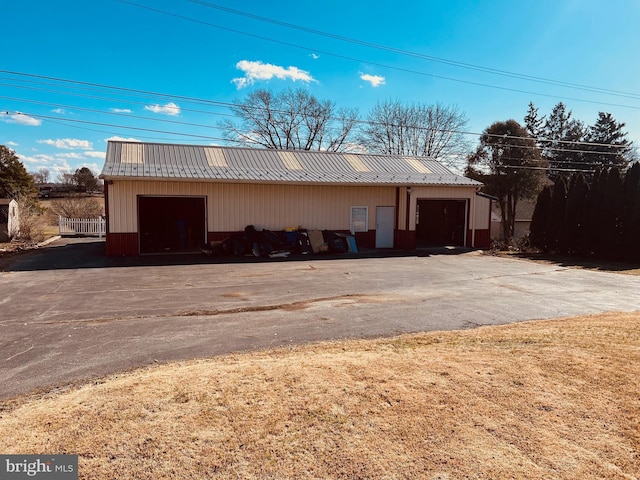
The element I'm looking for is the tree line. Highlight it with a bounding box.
[3,87,637,258]
[32,166,101,194]
[465,102,636,244]
[529,163,640,261]
[524,102,635,178]
[220,89,470,168]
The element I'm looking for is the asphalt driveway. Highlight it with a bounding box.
[1,238,639,400]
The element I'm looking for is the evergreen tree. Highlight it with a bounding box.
[621,163,640,260]
[584,112,634,169]
[600,168,624,258]
[73,167,99,193]
[524,102,544,140]
[589,168,610,256]
[0,145,36,199]
[529,185,552,251]
[562,173,589,254]
[628,186,640,261]
[541,103,586,179]
[546,176,567,251]
[582,168,600,254]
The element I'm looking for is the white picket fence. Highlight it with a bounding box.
[58,216,106,238]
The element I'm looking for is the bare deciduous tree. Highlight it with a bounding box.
[57,171,76,189]
[221,89,359,152]
[31,167,50,185]
[47,196,103,219]
[360,100,470,167]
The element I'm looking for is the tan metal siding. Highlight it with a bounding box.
[474,195,492,230]
[108,180,395,233]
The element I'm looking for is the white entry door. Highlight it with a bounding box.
[375,206,395,248]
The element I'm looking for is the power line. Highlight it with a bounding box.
[2,111,233,143]
[1,69,632,154]
[0,95,235,130]
[3,108,628,171]
[113,1,640,112]
[184,0,640,101]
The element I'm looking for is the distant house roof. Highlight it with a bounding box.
[0,199,11,206]
[100,141,481,187]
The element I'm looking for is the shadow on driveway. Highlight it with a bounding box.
[1,237,475,272]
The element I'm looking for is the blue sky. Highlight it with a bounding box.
[2,0,639,176]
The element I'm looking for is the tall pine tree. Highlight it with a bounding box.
[562,173,589,254]
[599,168,623,258]
[584,112,634,169]
[621,163,640,259]
[529,186,552,251]
[546,176,568,252]
[0,145,36,199]
[524,102,545,140]
[541,103,586,179]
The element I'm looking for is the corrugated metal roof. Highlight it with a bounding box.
[100,141,481,187]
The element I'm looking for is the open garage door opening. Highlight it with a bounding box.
[138,196,206,254]
[416,199,467,247]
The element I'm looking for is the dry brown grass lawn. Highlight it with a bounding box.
[1,312,639,479]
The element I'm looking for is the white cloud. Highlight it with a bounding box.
[85,151,106,158]
[50,161,72,174]
[6,141,18,146]
[144,102,180,116]
[105,136,141,142]
[360,73,386,87]
[38,138,93,149]
[52,108,66,114]
[310,53,320,60]
[3,113,42,126]
[55,152,86,159]
[110,108,132,113]
[232,60,316,89]
[15,152,56,165]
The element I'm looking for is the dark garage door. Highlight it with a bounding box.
[416,199,467,247]
[138,196,206,254]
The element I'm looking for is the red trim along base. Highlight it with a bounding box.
[105,233,139,256]
[466,229,491,249]
[394,230,416,250]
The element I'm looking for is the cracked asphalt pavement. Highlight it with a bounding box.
[1,237,639,400]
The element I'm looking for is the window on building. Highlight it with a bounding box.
[350,206,368,234]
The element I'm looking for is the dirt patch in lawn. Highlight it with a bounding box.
[1,312,639,479]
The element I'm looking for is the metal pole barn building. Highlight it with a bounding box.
[99,141,491,256]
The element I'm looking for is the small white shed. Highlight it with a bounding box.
[0,199,19,242]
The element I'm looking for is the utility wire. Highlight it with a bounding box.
[1,69,632,153]
[113,1,640,112]
[184,0,640,101]
[2,108,628,170]
[4,111,232,142]
[42,116,216,143]
[0,95,236,129]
